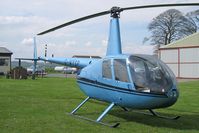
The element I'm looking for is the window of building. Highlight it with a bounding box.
[102,59,112,79]
[113,59,130,82]
[0,59,9,66]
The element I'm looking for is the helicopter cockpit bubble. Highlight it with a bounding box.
[128,55,177,95]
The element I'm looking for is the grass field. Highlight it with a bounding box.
[0,77,198,133]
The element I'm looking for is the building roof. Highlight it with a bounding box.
[72,55,101,59]
[160,32,199,49]
[0,47,13,54]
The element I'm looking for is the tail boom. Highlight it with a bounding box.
[38,57,99,69]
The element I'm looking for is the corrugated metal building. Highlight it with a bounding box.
[159,32,199,79]
[0,47,12,75]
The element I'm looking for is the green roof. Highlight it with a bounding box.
[160,32,199,49]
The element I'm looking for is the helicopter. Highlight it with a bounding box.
[33,3,199,127]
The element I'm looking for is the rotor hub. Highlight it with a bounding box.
[110,7,123,18]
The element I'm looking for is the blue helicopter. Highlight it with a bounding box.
[34,3,199,127]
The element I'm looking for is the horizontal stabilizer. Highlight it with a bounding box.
[15,58,39,61]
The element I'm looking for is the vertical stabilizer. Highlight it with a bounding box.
[32,37,37,80]
[106,18,122,56]
[33,37,37,59]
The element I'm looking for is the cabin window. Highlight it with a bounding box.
[0,59,9,66]
[113,59,130,82]
[129,55,174,94]
[102,59,112,79]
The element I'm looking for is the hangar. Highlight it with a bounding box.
[159,32,199,79]
[0,47,12,75]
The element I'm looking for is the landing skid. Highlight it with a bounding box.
[130,109,180,120]
[69,97,120,128]
[68,113,120,128]
[149,109,180,120]
[68,97,180,127]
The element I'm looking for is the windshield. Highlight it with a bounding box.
[129,55,176,94]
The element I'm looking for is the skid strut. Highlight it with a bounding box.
[69,97,120,128]
[149,109,180,120]
[96,103,115,122]
[71,97,90,114]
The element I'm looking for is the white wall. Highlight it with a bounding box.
[180,64,199,78]
[166,64,178,77]
[160,49,178,77]
[180,48,199,78]
[180,48,199,62]
[160,47,199,78]
[160,49,178,63]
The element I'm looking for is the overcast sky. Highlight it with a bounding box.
[0,0,198,59]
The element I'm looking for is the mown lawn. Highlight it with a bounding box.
[0,77,198,133]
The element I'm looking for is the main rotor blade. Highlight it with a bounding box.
[38,3,199,35]
[121,3,199,11]
[37,10,110,35]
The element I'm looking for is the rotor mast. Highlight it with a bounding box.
[106,7,123,56]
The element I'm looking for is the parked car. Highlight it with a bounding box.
[27,65,46,75]
[54,66,77,74]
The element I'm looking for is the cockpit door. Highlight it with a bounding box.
[113,59,133,90]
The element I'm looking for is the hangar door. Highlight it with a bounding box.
[180,47,199,78]
[160,47,199,78]
[160,49,178,77]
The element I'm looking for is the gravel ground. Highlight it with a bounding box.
[45,73,76,78]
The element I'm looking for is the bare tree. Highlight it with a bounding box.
[186,9,199,30]
[148,9,197,45]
